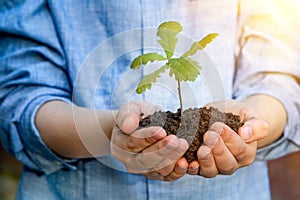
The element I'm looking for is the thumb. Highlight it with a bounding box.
[116,103,141,134]
[239,117,269,143]
[116,101,161,134]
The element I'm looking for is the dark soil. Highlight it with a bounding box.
[139,107,244,163]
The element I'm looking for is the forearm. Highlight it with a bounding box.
[35,100,116,158]
[242,94,287,148]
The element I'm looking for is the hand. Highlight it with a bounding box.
[111,101,189,181]
[188,100,269,177]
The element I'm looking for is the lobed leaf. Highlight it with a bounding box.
[130,52,167,69]
[136,65,168,94]
[157,21,183,60]
[183,33,219,57]
[168,57,202,82]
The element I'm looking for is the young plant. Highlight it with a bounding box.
[130,21,218,114]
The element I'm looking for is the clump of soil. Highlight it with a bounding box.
[139,107,244,163]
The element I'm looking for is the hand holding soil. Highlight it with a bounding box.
[112,100,269,179]
[111,101,190,181]
[194,100,269,177]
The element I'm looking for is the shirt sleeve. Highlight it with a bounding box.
[233,0,300,160]
[0,1,77,174]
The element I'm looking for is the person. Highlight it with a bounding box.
[0,0,300,199]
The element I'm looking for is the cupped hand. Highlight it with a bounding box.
[188,100,269,177]
[111,101,189,181]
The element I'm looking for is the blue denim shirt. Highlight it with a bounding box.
[1,0,300,199]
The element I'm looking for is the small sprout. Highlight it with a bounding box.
[130,21,218,113]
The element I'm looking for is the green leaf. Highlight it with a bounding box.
[168,57,202,81]
[136,65,168,94]
[183,33,218,57]
[157,21,183,60]
[130,52,167,69]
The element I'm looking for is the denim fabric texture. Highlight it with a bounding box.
[0,0,300,199]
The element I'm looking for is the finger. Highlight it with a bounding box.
[110,126,163,161]
[111,126,166,153]
[187,160,199,175]
[163,158,188,181]
[238,106,258,122]
[203,130,238,175]
[239,118,269,143]
[210,122,256,166]
[135,135,184,169]
[116,103,141,134]
[155,162,176,177]
[128,127,167,152]
[116,101,161,134]
[197,145,218,178]
[153,138,189,171]
[144,171,164,180]
[238,106,269,142]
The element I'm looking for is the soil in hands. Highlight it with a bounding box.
[139,107,244,163]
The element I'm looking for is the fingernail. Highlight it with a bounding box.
[121,118,138,133]
[165,135,178,150]
[179,138,189,151]
[241,126,252,140]
[205,135,218,147]
[177,165,186,172]
[199,147,211,160]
